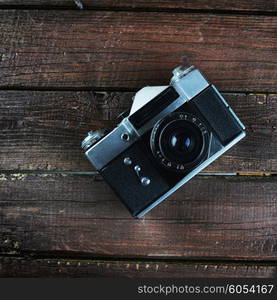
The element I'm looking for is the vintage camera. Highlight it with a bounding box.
[81,66,246,218]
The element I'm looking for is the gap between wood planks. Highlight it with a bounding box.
[0,86,277,95]
[0,11,276,91]
[0,5,276,17]
[0,171,276,176]
[2,252,277,266]
[1,255,277,278]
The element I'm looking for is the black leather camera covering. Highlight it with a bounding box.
[191,86,243,145]
[101,144,170,217]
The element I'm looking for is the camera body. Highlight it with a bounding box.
[82,66,246,218]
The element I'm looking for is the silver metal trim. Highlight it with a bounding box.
[171,65,195,84]
[81,130,106,150]
[85,118,140,170]
[171,68,209,100]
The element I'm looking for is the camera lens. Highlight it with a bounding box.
[160,120,204,165]
[150,112,209,172]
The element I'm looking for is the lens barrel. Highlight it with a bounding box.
[150,112,209,172]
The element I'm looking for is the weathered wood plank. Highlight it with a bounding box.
[0,257,276,278]
[1,0,277,12]
[1,174,277,259]
[0,91,276,173]
[0,10,276,91]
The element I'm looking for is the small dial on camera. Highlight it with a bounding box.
[150,112,209,172]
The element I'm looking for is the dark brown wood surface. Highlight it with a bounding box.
[0,11,276,91]
[0,91,276,173]
[1,257,277,278]
[1,0,277,12]
[0,5,276,278]
[1,174,277,259]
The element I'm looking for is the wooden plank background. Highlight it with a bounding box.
[0,91,276,173]
[0,11,276,91]
[1,174,277,259]
[0,1,276,278]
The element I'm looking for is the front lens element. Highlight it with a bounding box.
[160,120,204,165]
[170,134,191,151]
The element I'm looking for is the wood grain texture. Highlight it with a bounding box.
[1,174,277,259]
[0,257,276,278]
[0,10,276,91]
[0,91,276,173]
[0,0,277,12]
